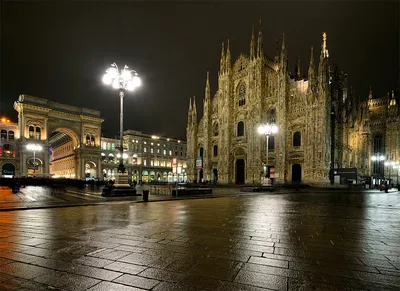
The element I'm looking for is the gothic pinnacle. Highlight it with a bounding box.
[257,19,263,58]
[250,24,255,60]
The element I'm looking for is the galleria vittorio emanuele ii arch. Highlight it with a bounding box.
[13,94,104,179]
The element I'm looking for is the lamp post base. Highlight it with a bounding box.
[114,172,131,188]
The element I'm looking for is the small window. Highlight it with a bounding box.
[237,121,244,137]
[151,148,154,154]
[91,135,95,146]
[213,145,218,157]
[86,134,91,145]
[8,131,14,141]
[163,149,166,155]
[293,131,301,147]
[144,147,147,153]
[238,85,246,106]
[199,147,204,157]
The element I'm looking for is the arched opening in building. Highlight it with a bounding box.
[293,131,301,147]
[292,164,302,183]
[236,159,245,184]
[27,158,43,176]
[2,163,15,178]
[48,129,79,178]
[85,161,97,179]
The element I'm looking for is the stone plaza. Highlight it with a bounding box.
[0,188,399,290]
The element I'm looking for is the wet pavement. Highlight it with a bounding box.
[0,188,399,290]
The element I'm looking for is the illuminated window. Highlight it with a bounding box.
[0,129,6,139]
[144,159,147,166]
[86,134,90,145]
[111,143,115,150]
[8,131,14,141]
[144,141,147,144]
[35,127,41,140]
[157,149,160,153]
[29,126,34,139]
[151,148,154,153]
[151,160,154,166]
[169,150,172,155]
[151,142,154,145]
[163,149,166,155]
[238,85,246,106]
[144,147,147,153]
[107,143,111,150]
[91,135,95,146]
[157,143,160,146]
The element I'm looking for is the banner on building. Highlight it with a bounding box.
[196,157,203,169]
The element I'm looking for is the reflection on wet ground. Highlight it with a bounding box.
[0,190,399,290]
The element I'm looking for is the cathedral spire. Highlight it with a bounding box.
[274,37,279,63]
[321,32,329,59]
[257,19,264,58]
[307,46,316,94]
[280,33,287,71]
[389,90,396,107]
[368,85,373,99]
[226,39,231,72]
[205,71,210,102]
[250,24,255,60]
[187,97,192,124]
[192,96,197,123]
[295,57,301,80]
[220,42,225,74]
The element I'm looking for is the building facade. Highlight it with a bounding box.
[186,24,399,185]
[101,130,187,183]
[0,118,20,177]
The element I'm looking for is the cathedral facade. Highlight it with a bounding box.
[186,23,399,185]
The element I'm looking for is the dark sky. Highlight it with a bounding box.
[1,1,399,140]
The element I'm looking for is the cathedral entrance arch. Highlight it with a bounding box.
[236,159,245,184]
[292,164,302,183]
[14,94,104,179]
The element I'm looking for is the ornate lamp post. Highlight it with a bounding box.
[102,63,141,174]
[26,144,42,174]
[258,123,278,186]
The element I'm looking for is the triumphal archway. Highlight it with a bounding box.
[14,95,104,179]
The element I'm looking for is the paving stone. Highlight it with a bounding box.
[113,273,160,289]
[139,267,185,282]
[88,281,145,291]
[104,261,147,275]
[178,274,223,290]
[234,269,287,291]
[0,262,49,279]
[219,281,275,291]
[249,256,289,268]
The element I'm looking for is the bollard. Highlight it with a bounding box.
[143,190,149,202]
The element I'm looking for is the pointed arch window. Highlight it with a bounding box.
[213,145,218,157]
[267,109,276,124]
[214,123,219,136]
[238,85,246,106]
[29,126,34,139]
[237,121,245,137]
[268,136,275,151]
[90,135,95,146]
[86,134,91,145]
[35,127,41,140]
[293,131,301,147]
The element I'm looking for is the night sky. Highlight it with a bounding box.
[1,1,399,140]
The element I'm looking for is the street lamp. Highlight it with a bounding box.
[26,144,42,174]
[371,153,385,184]
[258,123,278,186]
[102,63,141,174]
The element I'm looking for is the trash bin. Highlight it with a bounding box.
[143,190,149,202]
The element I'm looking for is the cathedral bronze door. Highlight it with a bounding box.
[292,164,302,183]
[236,159,245,184]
